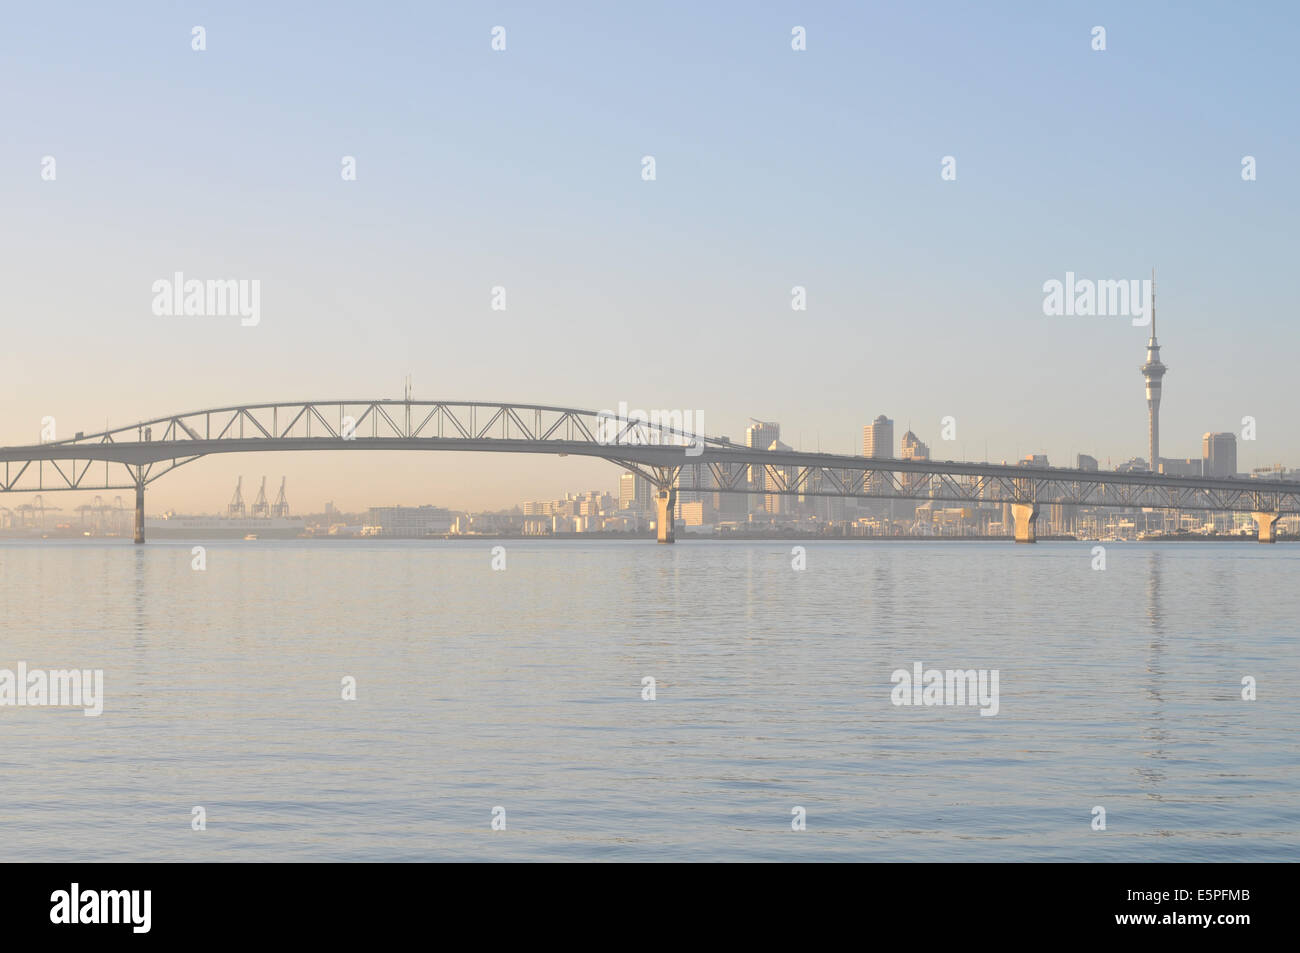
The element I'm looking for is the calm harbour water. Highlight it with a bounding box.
[1,538,1296,862]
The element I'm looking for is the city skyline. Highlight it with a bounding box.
[3,3,1297,512]
[1,301,1287,516]
[4,378,1290,544]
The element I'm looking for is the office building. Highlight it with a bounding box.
[763,439,794,515]
[900,431,929,461]
[1160,458,1202,477]
[619,471,655,513]
[364,505,453,537]
[746,419,780,511]
[863,415,894,459]
[1202,432,1237,478]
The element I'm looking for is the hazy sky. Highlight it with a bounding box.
[3,2,1297,513]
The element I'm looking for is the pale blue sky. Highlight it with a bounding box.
[2,2,1297,511]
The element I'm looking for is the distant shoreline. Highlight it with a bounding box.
[1,532,1289,544]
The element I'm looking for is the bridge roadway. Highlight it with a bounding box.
[1,399,1295,543]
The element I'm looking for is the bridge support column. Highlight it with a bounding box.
[133,480,145,544]
[1253,511,1280,543]
[655,487,676,544]
[1011,502,1038,543]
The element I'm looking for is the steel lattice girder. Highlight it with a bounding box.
[2,399,1297,513]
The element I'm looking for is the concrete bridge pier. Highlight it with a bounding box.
[1011,502,1039,543]
[133,478,145,544]
[1253,511,1280,543]
[655,486,677,544]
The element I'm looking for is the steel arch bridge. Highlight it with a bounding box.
[1,399,1297,543]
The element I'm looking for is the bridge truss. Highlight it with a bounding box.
[1,401,1296,536]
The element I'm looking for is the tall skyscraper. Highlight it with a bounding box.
[746,419,779,453]
[863,415,894,458]
[1202,432,1237,478]
[746,419,780,511]
[619,471,654,512]
[674,461,711,518]
[1140,269,1166,472]
[900,430,929,460]
[763,439,794,515]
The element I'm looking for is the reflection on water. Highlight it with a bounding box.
[1141,551,1167,798]
[0,538,1296,861]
